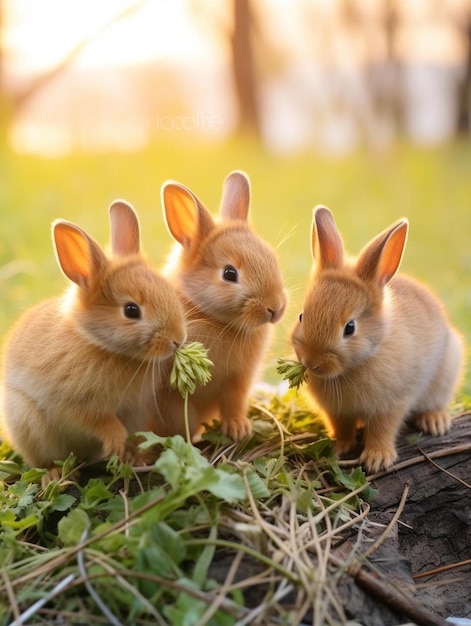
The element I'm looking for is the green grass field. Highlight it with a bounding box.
[1,136,470,625]
[1,137,470,394]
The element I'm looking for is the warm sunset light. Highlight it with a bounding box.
[3,0,471,155]
[5,0,223,72]
[1,2,471,623]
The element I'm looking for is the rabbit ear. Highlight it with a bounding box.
[109,200,140,256]
[220,170,250,220]
[162,182,215,248]
[357,219,408,287]
[311,206,344,269]
[53,220,107,289]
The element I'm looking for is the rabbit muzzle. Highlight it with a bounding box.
[267,301,286,324]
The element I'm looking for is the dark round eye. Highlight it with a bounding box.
[223,265,238,282]
[299,313,303,323]
[344,320,355,337]
[124,302,141,319]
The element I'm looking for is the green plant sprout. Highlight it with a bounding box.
[276,358,308,390]
[170,342,213,442]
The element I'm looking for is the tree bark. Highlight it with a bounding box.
[231,0,260,137]
[457,16,471,134]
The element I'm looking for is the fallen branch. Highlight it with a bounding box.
[366,442,471,481]
[417,446,471,489]
[329,554,449,626]
[413,558,471,580]
[362,482,410,558]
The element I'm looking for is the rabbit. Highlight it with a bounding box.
[1,200,186,477]
[152,170,287,442]
[291,205,464,473]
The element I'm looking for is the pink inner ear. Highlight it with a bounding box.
[163,183,216,248]
[109,201,140,256]
[163,184,199,246]
[377,222,408,286]
[54,223,91,286]
[312,207,344,269]
[356,220,408,286]
[219,171,250,221]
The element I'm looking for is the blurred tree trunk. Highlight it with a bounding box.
[0,1,147,148]
[383,0,400,124]
[0,0,9,145]
[457,17,471,134]
[230,0,260,137]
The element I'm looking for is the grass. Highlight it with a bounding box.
[0,137,470,624]
[1,136,470,392]
[0,386,376,625]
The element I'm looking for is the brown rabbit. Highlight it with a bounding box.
[153,170,287,441]
[1,201,186,476]
[291,206,464,473]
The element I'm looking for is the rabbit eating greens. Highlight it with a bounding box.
[1,201,186,478]
[291,206,464,473]
[153,170,287,442]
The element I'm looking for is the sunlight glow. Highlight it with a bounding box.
[5,0,216,74]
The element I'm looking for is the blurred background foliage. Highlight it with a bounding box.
[0,0,470,393]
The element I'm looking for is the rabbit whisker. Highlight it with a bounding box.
[117,354,148,407]
[275,221,297,252]
[150,358,164,423]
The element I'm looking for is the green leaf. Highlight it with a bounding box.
[335,466,377,503]
[244,468,270,499]
[0,511,40,532]
[20,467,48,483]
[137,523,186,579]
[0,459,23,479]
[192,524,217,587]
[49,493,76,512]
[154,446,186,489]
[10,481,39,510]
[135,431,171,450]
[58,507,89,546]
[81,478,113,508]
[276,357,308,389]
[207,469,246,503]
[296,489,315,514]
[338,465,367,491]
[164,579,208,626]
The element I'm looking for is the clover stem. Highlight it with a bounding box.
[184,390,191,445]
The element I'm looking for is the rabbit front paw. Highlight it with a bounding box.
[360,446,397,474]
[335,438,357,457]
[221,416,253,442]
[102,424,128,460]
[415,410,452,437]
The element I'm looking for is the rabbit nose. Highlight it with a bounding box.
[268,302,286,323]
[173,330,187,350]
[173,336,186,350]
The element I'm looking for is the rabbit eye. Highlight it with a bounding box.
[343,320,355,337]
[223,265,238,283]
[299,313,303,323]
[124,302,141,319]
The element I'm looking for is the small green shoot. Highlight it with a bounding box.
[170,341,213,442]
[276,358,308,390]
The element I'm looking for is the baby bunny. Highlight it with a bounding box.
[154,170,287,441]
[1,201,186,476]
[291,206,464,473]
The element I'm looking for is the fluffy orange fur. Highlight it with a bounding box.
[1,202,186,474]
[152,171,287,441]
[292,206,464,473]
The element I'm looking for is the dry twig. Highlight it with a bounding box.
[413,558,471,580]
[328,553,449,626]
